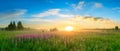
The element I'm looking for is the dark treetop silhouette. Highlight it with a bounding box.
[6,21,24,30]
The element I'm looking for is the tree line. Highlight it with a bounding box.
[1,21,119,31]
[6,21,24,30]
[115,26,119,30]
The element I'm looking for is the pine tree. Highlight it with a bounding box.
[8,21,13,30]
[13,21,16,30]
[115,26,119,30]
[6,21,24,30]
[17,21,24,30]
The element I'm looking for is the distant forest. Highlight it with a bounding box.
[0,21,119,31]
[1,21,58,31]
[5,21,24,30]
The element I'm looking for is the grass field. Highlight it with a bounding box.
[0,30,120,51]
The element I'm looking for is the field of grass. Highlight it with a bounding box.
[0,30,120,51]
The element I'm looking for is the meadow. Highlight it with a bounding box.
[0,30,120,51]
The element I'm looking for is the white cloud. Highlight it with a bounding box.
[71,1,103,10]
[49,15,115,29]
[72,15,115,28]
[0,9,27,26]
[71,1,85,10]
[112,7,120,12]
[93,2,103,8]
[32,8,114,24]
[57,14,74,18]
[20,18,53,22]
[0,9,27,18]
[32,9,60,17]
[31,8,115,29]
[32,9,75,18]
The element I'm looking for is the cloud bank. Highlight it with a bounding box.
[32,9,75,18]
[93,2,103,8]
[28,9,115,29]
[71,1,85,10]
[0,9,27,18]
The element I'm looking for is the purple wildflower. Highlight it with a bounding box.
[16,33,56,39]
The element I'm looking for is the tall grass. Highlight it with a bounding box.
[0,30,120,51]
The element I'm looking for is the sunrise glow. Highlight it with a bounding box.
[65,26,74,31]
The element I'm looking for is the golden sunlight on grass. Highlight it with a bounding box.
[65,26,74,31]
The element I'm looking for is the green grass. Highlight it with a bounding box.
[0,30,120,51]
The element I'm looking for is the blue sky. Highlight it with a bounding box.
[0,0,120,29]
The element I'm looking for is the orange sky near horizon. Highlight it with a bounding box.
[23,15,116,31]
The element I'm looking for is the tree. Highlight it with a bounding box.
[6,21,24,30]
[6,21,16,30]
[50,28,58,32]
[17,21,24,30]
[8,21,13,30]
[13,21,16,30]
[115,26,119,30]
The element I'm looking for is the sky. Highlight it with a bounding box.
[0,0,120,30]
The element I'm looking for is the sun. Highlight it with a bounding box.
[65,26,73,31]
